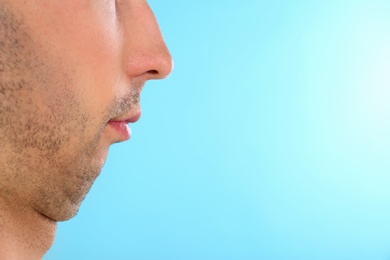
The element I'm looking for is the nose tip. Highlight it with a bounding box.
[147,52,174,80]
[122,2,174,81]
[126,48,173,80]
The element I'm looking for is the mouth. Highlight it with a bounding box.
[107,111,141,142]
[107,121,132,142]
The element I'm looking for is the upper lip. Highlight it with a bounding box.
[109,110,142,124]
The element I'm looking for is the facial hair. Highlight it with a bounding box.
[0,4,140,221]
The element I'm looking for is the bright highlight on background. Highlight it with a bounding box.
[45,1,390,259]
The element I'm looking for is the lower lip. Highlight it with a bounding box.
[108,121,132,141]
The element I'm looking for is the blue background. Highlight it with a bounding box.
[45,0,390,259]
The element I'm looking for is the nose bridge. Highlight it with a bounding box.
[121,1,173,80]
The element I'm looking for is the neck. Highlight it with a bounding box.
[0,195,57,260]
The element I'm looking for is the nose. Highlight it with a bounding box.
[121,1,173,81]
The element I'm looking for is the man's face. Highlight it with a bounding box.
[0,0,172,221]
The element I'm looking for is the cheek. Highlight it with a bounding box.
[22,1,125,123]
[37,2,124,99]
[60,12,124,118]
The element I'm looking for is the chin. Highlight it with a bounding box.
[41,144,109,222]
[37,196,83,222]
[38,179,95,222]
[56,206,83,222]
[52,208,80,222]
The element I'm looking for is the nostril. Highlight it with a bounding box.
[148,70,158,75]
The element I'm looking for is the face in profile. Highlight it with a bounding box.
[0,0,173,221]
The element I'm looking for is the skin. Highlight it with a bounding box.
[0,0,173,259]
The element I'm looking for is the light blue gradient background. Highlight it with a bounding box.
[45,0,390,259]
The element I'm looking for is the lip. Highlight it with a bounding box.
[108,121,132,142]
[108,111,141,142]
